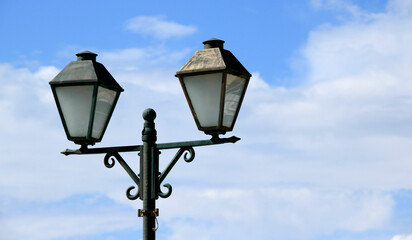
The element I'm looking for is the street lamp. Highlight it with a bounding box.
[176,38,251,136]
[49,51,123,146]
[50,39,250,240]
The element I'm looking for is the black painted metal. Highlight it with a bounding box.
[104,152,140,200]
[141,108,157,240]
[59,109,241,240]
[61,136,239,155]
[49,51,123,145]
[157,146,195,198]
[61,144,142,155]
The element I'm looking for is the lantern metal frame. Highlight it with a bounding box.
[176,38,251,136]
[49,51,123,146]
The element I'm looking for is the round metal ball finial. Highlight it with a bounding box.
[142,108,156,121]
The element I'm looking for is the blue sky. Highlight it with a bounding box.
[1,0,412,240]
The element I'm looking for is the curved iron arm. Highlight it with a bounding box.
[104,152,140,200]
[157,147,195,198]
[60,135,240,201]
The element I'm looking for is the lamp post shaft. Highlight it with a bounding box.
[141,109,158,240]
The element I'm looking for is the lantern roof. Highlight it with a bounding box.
[50,51,124,92]
[176,38,251,79]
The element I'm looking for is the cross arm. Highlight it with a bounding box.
[60,136,240,155]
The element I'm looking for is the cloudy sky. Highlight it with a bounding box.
[1,0,412,239]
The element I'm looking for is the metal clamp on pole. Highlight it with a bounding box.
[138,208,159,217]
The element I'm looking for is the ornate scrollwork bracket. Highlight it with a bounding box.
[61,135,239,201]
[157,147,195,198]
[104,152,140,200]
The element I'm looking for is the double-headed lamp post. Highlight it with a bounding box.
[49,39,251,240]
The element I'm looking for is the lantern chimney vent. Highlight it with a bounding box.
[76,51,98,61]
[203,38,225,49]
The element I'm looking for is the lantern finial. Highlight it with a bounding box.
[202,38,225,49]
[76,51,98,61]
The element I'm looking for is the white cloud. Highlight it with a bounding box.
[98,46,193,94]
[302,12,412,84]
[158,187,393,240]
[125,16,197,39]
[0,64,58,136]
[0,203,137,240]
[310,0,365,17]
[234,0,412,192]
[387,0,412,16]
[392,235,412,240]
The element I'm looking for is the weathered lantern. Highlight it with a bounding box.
[176,38,251,136]
[49,51,123,146]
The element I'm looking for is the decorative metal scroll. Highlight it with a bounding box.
[157,147,195,198]
[104,152,140,200]
[69,136,239,201]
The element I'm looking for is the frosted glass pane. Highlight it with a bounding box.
[223,74,246,128]
[183,73,222,127]
[55,85,94,137]
[92,87,117,139]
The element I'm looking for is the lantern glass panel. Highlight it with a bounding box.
[91,86,117,139]
[54,85,94,137]
[222,74,247,128]
[183,72,223,127]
